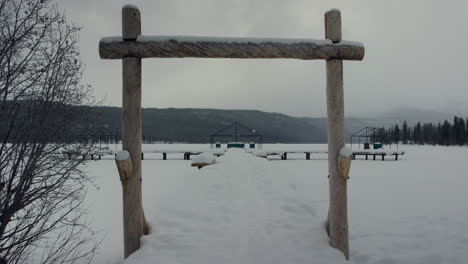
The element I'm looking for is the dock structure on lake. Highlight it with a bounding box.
[265,149,405,161]
[65,148,405,161]
[352,150,405,161]
[265,149,328,160]
[209,121,263,149]
[141,149,225,160]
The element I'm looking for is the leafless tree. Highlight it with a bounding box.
[0,0,97,263]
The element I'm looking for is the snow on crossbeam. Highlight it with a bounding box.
[99,35,365,61]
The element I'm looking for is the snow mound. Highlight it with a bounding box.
[253,150,267,157]
[213,149,225,156]
[192,152,216,165]
[116,150,130,161]
[339,145,353,158]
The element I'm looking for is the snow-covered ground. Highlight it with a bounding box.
[84,144,468,264]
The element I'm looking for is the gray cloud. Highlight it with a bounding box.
[60,0,468,117]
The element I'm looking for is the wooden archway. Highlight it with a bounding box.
[99,5,364,260]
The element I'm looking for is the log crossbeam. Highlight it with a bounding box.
[99,35,364,61]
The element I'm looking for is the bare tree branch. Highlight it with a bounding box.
[0,1,97,263]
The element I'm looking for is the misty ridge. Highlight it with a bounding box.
[2,100,462,144]
[34,104,455,144]
[79,104,468,144]
[76,106,380,144]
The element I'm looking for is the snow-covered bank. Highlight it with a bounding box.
[84,144,468,264]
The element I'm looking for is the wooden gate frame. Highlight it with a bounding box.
[99,5,364,260]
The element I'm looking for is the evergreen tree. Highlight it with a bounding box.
[430,123,437,145]
[457,117,466,145]
[422,123,431,144]
[393,124,400,144]
[414,122,423,144]
[453,116,460,145]
[442,120,451,146]
[436,122,443,145]
[465,118,468,145]
[402,121,408,144]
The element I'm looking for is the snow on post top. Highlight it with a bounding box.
[116,150,130,161]
[327,8,341,13]
[339,145,353,158]
[123,4,139,10]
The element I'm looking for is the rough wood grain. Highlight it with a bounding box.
[121,5,144,258]
[325,9,342,43]
[122,57,143,258]
[325,8,350,260]
[116,155,132,182]
[338,156,352,180]
[326,58,349,260]
[99,37,364,61]
[122,6,141,40]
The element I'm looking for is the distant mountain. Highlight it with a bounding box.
[87,107,379,143]
[4,100,463,143]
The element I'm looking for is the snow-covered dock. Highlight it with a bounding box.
[265,149,328,160]
[143,149,225,160]
[352,150,405,161]
[264,149,405,161]
[64,147,405,161]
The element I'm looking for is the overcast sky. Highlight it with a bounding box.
[60,0,468,117]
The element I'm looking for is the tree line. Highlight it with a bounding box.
[383,116,468,146]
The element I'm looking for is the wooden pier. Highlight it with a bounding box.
[64,148,405,161]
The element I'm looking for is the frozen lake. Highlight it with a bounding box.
[84,144,468,264]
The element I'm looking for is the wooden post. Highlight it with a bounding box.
[325,9,349,260]
[121,5,144,258]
